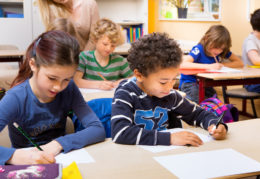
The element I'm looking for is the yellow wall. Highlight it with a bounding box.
[148,0,156,33]
[148,0,260,55]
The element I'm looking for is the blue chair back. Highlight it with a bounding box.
[72,98,112,138]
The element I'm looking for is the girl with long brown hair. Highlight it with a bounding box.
[0,30,105,165]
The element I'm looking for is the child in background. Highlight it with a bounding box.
[47,18,84,51]
[242,8,260,93]
[0,30,105,165]
[73,18,133,90]
[111,33,227,146]
[180,25,243,104]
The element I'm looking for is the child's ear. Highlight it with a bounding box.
[134,69,144,82]
[29,58,37,72]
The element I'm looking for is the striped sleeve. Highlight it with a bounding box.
[119,58,133,78]
[77,51,89,73]
[169,91,221,130]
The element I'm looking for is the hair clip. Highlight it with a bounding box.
[0,167,4,173]
[32,37,41,57]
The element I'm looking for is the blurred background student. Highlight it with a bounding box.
[242,8,260,93]
[180,25,243,104]
[74,18,133,91]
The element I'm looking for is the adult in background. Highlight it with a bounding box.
[37,0,99,51]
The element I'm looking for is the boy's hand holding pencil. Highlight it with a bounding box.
[208,112,227,140]
[97,72,107,81]
[97,72,117,90]
[98,81,115,90]
[208,124,227,140]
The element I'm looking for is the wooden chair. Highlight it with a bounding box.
[222,86,260,118]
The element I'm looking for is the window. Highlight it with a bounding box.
[159,0,221,21]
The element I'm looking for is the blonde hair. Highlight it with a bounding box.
[47,18,84,50]
[199,25,231,58]
[90,18,123,45]
[47,18,77,35]
[37,0,70,29]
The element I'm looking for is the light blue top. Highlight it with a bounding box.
[0,79,105,164]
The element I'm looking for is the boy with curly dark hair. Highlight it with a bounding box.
[111,33,227,146]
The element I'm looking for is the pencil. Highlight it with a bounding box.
[13,122,43,151]
[97,72,107,81]
[211,110,227,133]
[214,56,218,63]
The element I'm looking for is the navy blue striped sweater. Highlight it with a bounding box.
[111,78,221,146]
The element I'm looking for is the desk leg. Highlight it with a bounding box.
[198,78,205,103]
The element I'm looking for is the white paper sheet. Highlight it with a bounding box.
[207,66,242,73]
[79,88,114,94]
[55,148,95,166]
[154,148,260,179]
[139,128,213,153]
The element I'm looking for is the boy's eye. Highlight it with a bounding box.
[48,77,56,81]
[160,82,167,85]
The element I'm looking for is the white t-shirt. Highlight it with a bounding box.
[242,33,260,66]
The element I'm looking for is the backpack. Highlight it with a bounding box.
[199,95,239,123]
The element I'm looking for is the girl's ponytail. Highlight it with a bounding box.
[10,42,35,87]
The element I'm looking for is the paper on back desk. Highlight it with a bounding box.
[55,148,95,166]
[139,128,213,153]
[79,88,114,93]
[207,66,242,73]
[154,148,260,179]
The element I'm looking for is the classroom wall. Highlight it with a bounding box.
[149,0,260,55]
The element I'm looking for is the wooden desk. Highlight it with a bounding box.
[197,68,260,103]
[114,43,130,56]
[114,42,192,56]
[78,119,260,179]
[79,88,115,101]
[0,50,24,66]
[79,88,186,101]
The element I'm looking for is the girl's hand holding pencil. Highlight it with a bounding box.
[13,122,43,151]
[7,148,55,165]
[7,122,56,164]
[214,56,218,63]
[38,140,63,156]
[208,63,223,70]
